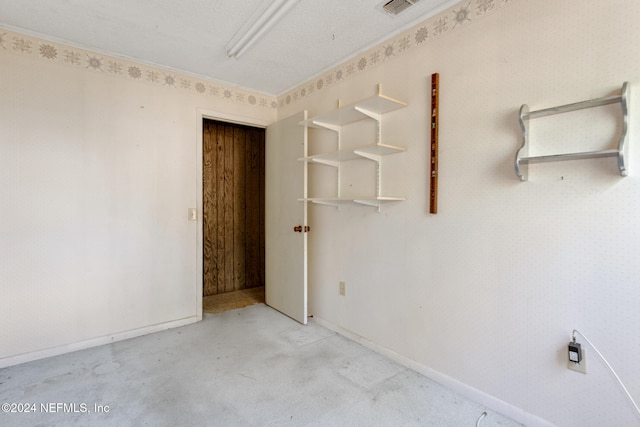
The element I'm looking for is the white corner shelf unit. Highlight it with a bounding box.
[515,82,630,181]
[299,85,407,212]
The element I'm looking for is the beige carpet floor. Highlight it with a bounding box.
[0,304,522,427]
[202,286,265,314]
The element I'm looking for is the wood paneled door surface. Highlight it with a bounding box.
[202,119,265,296]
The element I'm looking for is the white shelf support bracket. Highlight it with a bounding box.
[377,161,382,201]
[376,106,382,145]
[353,151,381,162]
[337,126,342,206]
[619,82,630,176]
[353,199,382,212]
[312,199,339,208]
[312,159,340,168]
[515,104,530,181]
[311,120,340,133]
[354,106,382,122]
[353,150,383,211]
[374,164,383,212]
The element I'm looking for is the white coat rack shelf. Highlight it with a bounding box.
[515,82,630,181]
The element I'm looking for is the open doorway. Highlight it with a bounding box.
[202,119,265,314]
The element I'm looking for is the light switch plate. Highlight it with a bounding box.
[188,208,197,221]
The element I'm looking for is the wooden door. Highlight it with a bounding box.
[265,111,308,324]
[202,120,265,296]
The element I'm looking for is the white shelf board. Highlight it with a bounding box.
[519,149,619,164]
[300,94,407,128]
[298,143,405,165]
[353,196,406,205]
[298,149,362,164]
[357,94,407,116]
[299,196,405,204]
[354,143,406,157]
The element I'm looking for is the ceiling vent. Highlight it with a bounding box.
[382,0,421,15]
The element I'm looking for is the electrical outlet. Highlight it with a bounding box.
[568,348,587,374]
[339,281,346,296]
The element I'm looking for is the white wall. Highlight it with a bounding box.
[278,1,640,426]
[0,30,276,365]
[3,1,640,425]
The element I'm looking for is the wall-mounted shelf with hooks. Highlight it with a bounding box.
[299,85,407,211]
[515,82,630,181]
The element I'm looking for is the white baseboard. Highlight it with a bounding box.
[312,316,556,427]
[0,316,199,369]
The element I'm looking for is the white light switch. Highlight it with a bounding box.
[188,208,197,221]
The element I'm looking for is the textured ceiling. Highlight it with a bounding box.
[0,0,459,95]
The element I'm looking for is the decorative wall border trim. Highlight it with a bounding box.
[0,29,278,110]
[277,0,514,108]
[1,0,515,112]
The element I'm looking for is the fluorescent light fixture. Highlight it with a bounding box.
[226,0,299,59]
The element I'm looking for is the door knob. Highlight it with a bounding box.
[293,226,302,232]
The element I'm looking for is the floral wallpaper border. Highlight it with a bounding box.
[0,30,278,110]
[277,0,514,108]
[1,0,514,112]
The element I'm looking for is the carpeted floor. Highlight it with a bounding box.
[202,285,265,314]
[0,304,522,427]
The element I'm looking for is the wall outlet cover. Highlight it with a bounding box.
[567,348,587,374]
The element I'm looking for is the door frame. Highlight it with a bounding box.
[196,108,271,321]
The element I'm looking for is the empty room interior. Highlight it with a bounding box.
[1,1,640,426]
